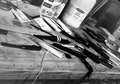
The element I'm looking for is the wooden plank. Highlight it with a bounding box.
[0,2,120,80]
[0,26,119,79]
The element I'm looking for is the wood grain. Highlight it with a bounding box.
[0,2,120,80]
[0,21,119,79]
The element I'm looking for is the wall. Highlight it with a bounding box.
[93,0,120,34]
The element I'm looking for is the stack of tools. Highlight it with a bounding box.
[82,26,120,68]
[29,16,115,79]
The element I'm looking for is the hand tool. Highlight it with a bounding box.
[1,42,42,51]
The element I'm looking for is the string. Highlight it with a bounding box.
[31,50,49,84]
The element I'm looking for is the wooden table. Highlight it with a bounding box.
[0,1,120,84]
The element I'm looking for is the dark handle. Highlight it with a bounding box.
[1,42,42,51]
[83,48,113,69]
[34,35,71,44]
[52,43,86,59]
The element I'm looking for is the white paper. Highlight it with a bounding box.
[43,17,61,32]
[11,9,30,23]
[34,17,52,31]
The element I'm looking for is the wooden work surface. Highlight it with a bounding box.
[0,30,120,80]
[0,1,120,81]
